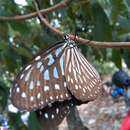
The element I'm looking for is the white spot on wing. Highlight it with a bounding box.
[56,96,59,99]
[44,113,48,118]
[25,65,31,70]
[51,114,54,119]
[21,92,26,98]
[64,82,67,87]
[37,81,40,86]
[50,96,53,100]
[71,78,74,84]
[83,75,86,82]
[29,81,34,90]
[79,76,83,83]
[73,68,78,82]
[79,85,81,89]
[35,56,41,61]
[41,101,44,104]
[66,93,69,97]
[60,55,64,75]
[56,108,59,114]
[30,96,34,101]
[55,84,60,90]
[75,85,78,90]
[44,85,49,91]
[25,69,32,81]
[68,62,71,73]
[37,93,41,99]
[20,74,24,79]
[16,87,20,93]
[83,88,86,93]
[60,94,63,98]
[87,86,91,92]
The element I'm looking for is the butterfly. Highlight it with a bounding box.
[11,35,102,111]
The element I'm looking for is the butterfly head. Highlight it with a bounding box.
[63,35,77,48]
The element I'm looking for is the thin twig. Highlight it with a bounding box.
[34,1,130,48]
[0,0,71,21]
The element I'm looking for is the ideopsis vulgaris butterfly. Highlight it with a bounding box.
[11,35,101,111]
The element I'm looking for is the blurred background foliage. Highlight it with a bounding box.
[0,0,130,129]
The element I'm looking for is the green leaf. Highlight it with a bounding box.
[118,16,130,32]
[13,47,32,59]
[91,2,112,41]
[110,0,126,23]
[112,49,122,68]
[0,81,9,110]
[9,112,27,130]
[9,21,31,36]
[28,112,41,130]
[124,0,130,11]
[0,0,20,16]
[0,22,8,40]
[122,49,130,69]
[1,47,18,72]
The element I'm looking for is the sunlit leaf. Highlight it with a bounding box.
[110,0,126,23]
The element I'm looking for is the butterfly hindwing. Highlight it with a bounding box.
[65,46,101,102]
[11,42,71,111]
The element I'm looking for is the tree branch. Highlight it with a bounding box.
[0,0,71,21]
[1,0,130,48]
[34,1,130,48]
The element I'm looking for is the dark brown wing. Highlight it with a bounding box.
[11,42,71,111]
[36,100,73,130]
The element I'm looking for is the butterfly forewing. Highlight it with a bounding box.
[11,42,71,111]
[65,46,101,101]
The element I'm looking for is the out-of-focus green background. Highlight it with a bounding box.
[0,0,130,130]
